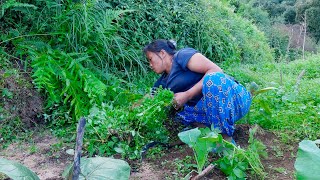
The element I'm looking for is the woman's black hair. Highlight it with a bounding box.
[143,39,177,55]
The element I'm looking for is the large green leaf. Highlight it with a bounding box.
[0,158,40,180]
[178,128,216,173]
[294,140,320,180]
[178,128,201,147]
[194,138,211,172]
[63,157,130,180]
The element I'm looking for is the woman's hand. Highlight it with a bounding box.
[173,91,191,110]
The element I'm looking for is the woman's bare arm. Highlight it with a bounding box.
[173,53,222,107]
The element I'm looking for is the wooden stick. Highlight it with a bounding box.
[295,69,305,93]
[302,12,307,61]
[191,164,215,180]
[72,117,86,180]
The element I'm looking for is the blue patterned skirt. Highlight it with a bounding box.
[176,72,252,136]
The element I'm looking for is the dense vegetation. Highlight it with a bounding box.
[230,0,319,61]
[0,0,273,155]
[1,0,319,179]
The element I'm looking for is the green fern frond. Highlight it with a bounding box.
[32,50,110,120]
[1,0,37,18]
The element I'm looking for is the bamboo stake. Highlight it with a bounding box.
[72,117,86,180]
[295,69,306,93]
[302,12,307,61]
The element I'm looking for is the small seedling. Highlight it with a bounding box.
[2,88,13,99]
[28,144,38,154]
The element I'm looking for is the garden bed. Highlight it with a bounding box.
[0,124,296,180]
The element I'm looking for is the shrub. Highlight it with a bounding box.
[224,54,320,140]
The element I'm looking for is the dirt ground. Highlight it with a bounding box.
[0,130,73,180]
[0,124,297,180]
[130,124,297,180]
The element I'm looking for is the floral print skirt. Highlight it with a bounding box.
[176,72,252,137]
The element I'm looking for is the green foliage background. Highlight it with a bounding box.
[222,54,320,141]
[0,0,319,176]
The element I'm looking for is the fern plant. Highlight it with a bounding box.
[0,0,37,18]
[31,49,112,120]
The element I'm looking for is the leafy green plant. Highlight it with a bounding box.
[178,126,267,179]
[214,128,266,179]
[53,1,144,76]
[178,127,219,173]
[294,140,320,180]
[31,50,112,120]
[84,88,174,158]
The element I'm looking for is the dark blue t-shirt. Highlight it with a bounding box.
[153,48,204,106]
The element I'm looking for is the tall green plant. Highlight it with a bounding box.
[52,1,146,77]
[31,50,114,120]
[109,0,273,64]
[182,0,273,63]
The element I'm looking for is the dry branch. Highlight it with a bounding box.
[191,164,215,180]
[295,69,306,93]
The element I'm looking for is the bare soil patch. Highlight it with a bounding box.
[0,129,73,180]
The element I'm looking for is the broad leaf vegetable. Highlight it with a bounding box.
[0,158,40,180]
[295,140,320,180]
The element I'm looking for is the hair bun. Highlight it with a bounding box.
[167,39,177,49]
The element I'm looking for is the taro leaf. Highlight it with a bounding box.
[202,130,220,144]
[63,157,130,180]
[0,158,40,180]
[194,138,213,173]
[294,140,320,180]
[178,128,201,147]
